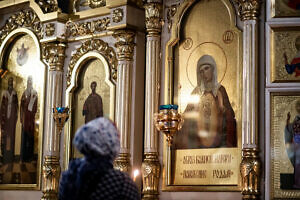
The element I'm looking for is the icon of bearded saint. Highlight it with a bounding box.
[16,43,29,66]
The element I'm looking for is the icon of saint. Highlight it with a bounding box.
[82,81,103,123]
[284,36,300,77]
[174,55,237,149]
[0,77,18,164]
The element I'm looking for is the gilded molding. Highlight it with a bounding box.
[41,156,61,200]
[113,30,135,61]
[145,3,162,34]
[35,0,59,13]
[240,148,261,200]
[235,0,261,21]
[166,3,180,33]
[42,42,67,71]
[64,18,110,37]
[113,153,131,173]
[67,39,117,87]
[83,0,106,8]
[142,153,160,200]
[112,8,124,23]
[0,10,43,47]
[45,23,55,37]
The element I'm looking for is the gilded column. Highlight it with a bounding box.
[235,1,261,199]
[41,42,66,200]
[113,30,135,173]
[142,2,162,200]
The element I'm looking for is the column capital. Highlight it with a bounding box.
[42,42,67,71]
[145,3,162,35]
[235,0,261,21]
[113,30,135,61]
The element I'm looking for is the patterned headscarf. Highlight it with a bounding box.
[73,117,120,160]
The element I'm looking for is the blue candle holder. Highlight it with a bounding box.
[53,107,69,134]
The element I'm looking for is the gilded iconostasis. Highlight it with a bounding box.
[0,0,299,200]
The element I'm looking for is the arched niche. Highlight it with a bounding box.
[64,51,116,168]
[0,28,47,189]
[163,0,242,191]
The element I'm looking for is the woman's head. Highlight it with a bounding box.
[73,117,120,160]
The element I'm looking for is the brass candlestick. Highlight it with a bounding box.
[154,104,183,185]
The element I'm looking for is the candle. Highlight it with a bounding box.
[133,169,139,182]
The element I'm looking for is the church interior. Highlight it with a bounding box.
[0,0,300,199]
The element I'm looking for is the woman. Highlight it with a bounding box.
[59,117,140,200]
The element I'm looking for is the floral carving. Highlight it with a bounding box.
[145,3,162,33]
[67,39,117,87]
[112,8,124,23]
[64,18,110,37]
[35,0,59,13]
[0,10,43,47]
[235,0,261,21]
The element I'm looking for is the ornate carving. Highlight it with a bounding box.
[166,3,180,33]
[45,23,55,37]
[41,156,61,200]
[142,153,160,200]
[112,8,124,23]
[83,0,106,8]
[240,148,261,200]
[42,42,66,71]
[64,18,110,37]
[0,10,43,47]
[235,0,261,21]
[113,30,135,61]
[145,3,162,34]
[67,39,117,87]
[35,0,59,13]
[114,153,131,173]
[73,0,106,12]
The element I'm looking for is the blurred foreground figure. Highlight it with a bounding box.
[59,117,140,200]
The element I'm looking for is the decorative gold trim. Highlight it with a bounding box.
[113,29,135,61]
[64,51,116,170]
[142,153,160,200]
[35,0,59,13]
[42,42,67,71]
[0,10,43,47]
[64,17,110,38]
[166,3,180,33]
[240,148,261,199]
[67,39,117,87]
[112,8,124,23]
[0,28,46,190]
[235,0,261,21]
[145,3,162,34]
[113,153,131,173]
[162,0,243,192]
[45,23,55,37]
[41,156,61,200]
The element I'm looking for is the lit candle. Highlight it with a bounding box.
[133,169,139,182]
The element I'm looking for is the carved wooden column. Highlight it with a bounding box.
[41,42,66,200]
[235,1,261,199]
[142,2,162,200]
[113,30,135,173]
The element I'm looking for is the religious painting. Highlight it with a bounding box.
[269,27,300,83]
[0,33,45,189]
[271,0,300,18]
[164,0,242,191]
[269,92,300,199]
[64,54,115,166]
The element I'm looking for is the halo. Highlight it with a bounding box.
[186,42,227,88]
